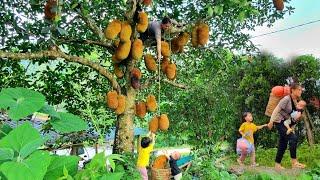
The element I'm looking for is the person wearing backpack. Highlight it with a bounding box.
[267,83,306,170]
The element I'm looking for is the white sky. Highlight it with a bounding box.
[248,0,320,60]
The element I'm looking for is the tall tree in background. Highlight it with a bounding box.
[0,0,293,153]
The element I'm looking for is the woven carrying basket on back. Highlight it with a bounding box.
[265,93,282,117]
[151,167,171,180]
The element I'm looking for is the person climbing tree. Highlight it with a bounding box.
[140,16,184,60]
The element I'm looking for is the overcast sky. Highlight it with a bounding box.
[248,0,320,60]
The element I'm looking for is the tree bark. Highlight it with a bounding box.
[303,109,315,145]
[113,87,136,153]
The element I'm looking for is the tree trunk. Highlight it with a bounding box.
[303,109,315,145]
[113,87,136,153]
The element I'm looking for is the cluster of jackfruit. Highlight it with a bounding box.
[153,155,168,169]
[171,32,190,53]
[148,114,170,133]
[105,20,133,62]
[136,12,148,33]
[106,90,126,115]
[160,57,177,80]
[144,54,157,72]
[135,94,157,118]
[161,41,171,57]
[191,22,209,47]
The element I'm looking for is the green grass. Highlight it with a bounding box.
[255,143,320,169]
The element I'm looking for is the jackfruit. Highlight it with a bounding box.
[131,67,142,79]
[146,95,157,112]
[197,23,209,46]
[153,155,168,169]
[143,0,152,6]
[144,54,157,72]
[191,25,198,47]
[161,57,170,73]
[131,39,144,60]
[106,90,118,109]
[44,0,58,21]
[137,12,148,33]
[115,95,126,115]
[115,41,131,60]
[114,64,124,79]
[149,116,159,133]
[104,19,122,40]
[120,21,132,42]
[158,114,169,131]
[136,102,147,118]
[166,63,176,80]
[273,0,284,11]
[161,41,171,57]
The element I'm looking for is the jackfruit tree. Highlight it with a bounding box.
[0,0,292,153]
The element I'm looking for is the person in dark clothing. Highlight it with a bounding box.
[163,151,182,180]
[267,83,306,170]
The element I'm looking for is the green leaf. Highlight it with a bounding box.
[213,5,223,15]
[106,154,124,171]
[84,152,106,171]
[0,148,14,161]
[63,166,69,176]
[50,112,88,133]
[44,155,80,180]
[0,88,46,121]
[57,27,68,36]
[0,124,13,139]
[237,11,246,22]
[19,136,48,159]
[207,6,214,17]
[100,172,124,180]
[39,104,61,119]
[0,122,40,154]
[0,151,51,180]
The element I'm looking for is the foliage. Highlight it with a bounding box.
[0,122,80,180]
[0,87,45,121]
[74,152,124,180]
[0,87,88,134]
[0,121,129,180]
[228,143,320,172]
[0,0,296,152]
[182,143,237,179]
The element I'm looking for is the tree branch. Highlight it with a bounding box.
[0,50,121,92]
[77,8,105,42]
[56,37,115,51]
[162,79,188,89]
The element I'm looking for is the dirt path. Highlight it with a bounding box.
[229,164,306,177]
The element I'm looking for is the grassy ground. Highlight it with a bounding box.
[227,143,320,179]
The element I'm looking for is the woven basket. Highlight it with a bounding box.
[265,93,282,117]
[151,167,171,180]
